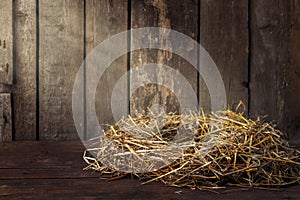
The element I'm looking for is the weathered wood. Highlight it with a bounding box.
[12,0,36,140]
[130,0,198,116]
[86,0,128,138]
[249,0,300,140]
[0,141,299,199]
[0,93,12,141]
[282,1,300,140]
[0,84,10,93]
[0,0,296,145]
[250,0,284,129]
[200,0,249,112]
[1,178,300,200]
[130,0,159,116]
[0,169,96,180]
[0,141,85,169]
[0,0,13,84]
[0,141,96,179]
[39,0,84,140]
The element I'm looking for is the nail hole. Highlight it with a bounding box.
[242,81,249,88]
[3,40,6,48]
[0,40,1,46]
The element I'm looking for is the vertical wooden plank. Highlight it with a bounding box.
[39,0,84,140]
[251,0,300,140]
[250,0,284,126]
[0,93,12,141]
[200,0,249,112]
[130,0,159,116]
[130,0,198,116]
[0,0,13,84]
[285,0,300,140]
[86,0,128,137]
[12,0,36,140]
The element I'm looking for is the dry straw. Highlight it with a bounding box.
[83,102,300,190]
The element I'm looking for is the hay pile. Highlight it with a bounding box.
[83,103,300,190]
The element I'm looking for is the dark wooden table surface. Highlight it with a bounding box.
[0,141,300,200]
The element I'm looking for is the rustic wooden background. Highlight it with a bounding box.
[0,0,299,142]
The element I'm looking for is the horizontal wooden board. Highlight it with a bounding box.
[0,141,299,199]
[0,175,300,200]
[0,141,84,168]
[0,141,97,178]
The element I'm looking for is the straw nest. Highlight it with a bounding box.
[83,102,300,190]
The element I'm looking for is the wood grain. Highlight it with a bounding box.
[283,0,300,140]
[0,93,12,141]
[0,84,10,93]
[0,0,13,84]
[200,0,249,112]
[86,0,128,138]
[0,0,297,143]
[39,0,84,140]
[249,0,300,140]
[1,178,300,200]
[0,141,96,179]
[250,0,284,128]
[12,0,37,140]
[130,0,198,116]
[130,0,159,116]
[0,142,300,200]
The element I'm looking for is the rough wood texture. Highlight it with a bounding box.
[2,178,300,200]
[282,1,300,140]
[0,0,297,142]
[0,93,12,141]
[130,0,159,116]
[0,142,300,199]
[0,141,96,179]
[130,0,198,116]
[12,0,36,140]
[86,0,128,138]
[250,0,285,129]
[39,0,84,140]
[250,0,300,139]
[0,84,10,93]
[0,0,13,84]
[200,0,249,112]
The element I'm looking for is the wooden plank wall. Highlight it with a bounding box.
[39,0,84,140]
[200,1,249,112]
[12,0,36,140]
[250,0,300,141]
[0,0,13,85]
[130,0,198,116]
[86,0,128,138]
[0,0,298,141]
